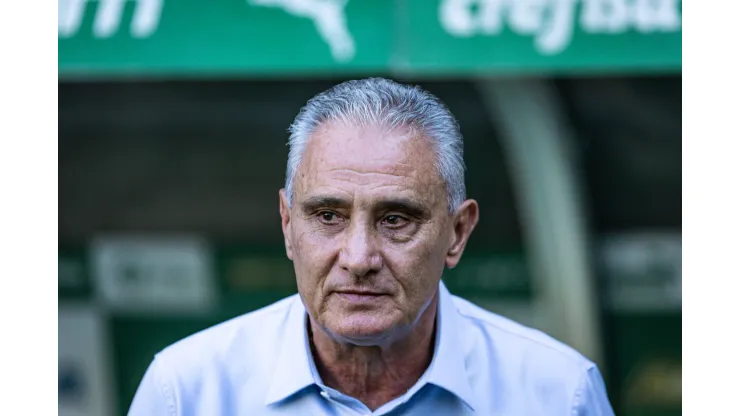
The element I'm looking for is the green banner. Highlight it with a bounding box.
[58,0,681,77]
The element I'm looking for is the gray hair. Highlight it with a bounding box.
[285,78,466,213]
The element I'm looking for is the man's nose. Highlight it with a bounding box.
[338,221,383,278]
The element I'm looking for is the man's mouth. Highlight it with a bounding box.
[333,290,388,303]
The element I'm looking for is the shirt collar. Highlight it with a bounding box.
[426,282,476,411]
[264,282,476,410]
[264,295,316,405]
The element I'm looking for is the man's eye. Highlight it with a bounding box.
[382,215,409,228]
[317,211,341,224]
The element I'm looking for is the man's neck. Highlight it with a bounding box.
[308,295,439,411]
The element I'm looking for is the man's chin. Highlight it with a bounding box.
[326,316,398,346]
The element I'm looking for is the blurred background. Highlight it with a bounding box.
[58,1,681,415]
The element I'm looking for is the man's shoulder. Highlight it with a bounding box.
[153,294,298,375]
[450,294,595,372]
[447,293,613,414]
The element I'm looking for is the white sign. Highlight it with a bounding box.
[600,232,681,312]
[91,236,216,314]
[59,305,115,416]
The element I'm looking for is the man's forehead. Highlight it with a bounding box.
[302,124,440,182]
[296,122,446,196]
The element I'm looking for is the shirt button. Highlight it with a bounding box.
[320,390,330,399]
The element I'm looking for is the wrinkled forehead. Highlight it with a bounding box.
[295,122,448,208]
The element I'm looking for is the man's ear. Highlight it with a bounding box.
[446,199,479,269]
[279,189,294,260]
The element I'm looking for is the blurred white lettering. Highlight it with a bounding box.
[439,0,682,55]
[58,0,163,38]
[581,0,631,33]
[537,0,578,55]
[439,0,479,37]
[632,0,681,33]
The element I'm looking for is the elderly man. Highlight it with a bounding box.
[129,78,614,415]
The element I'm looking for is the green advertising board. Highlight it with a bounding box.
[58,0,681,77]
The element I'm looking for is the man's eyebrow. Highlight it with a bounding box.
[375,199,430,219]
[300,196,351,213]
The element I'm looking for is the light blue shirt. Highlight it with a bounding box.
[129,283,614,415]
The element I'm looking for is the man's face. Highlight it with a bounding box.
[279,122,477,344]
